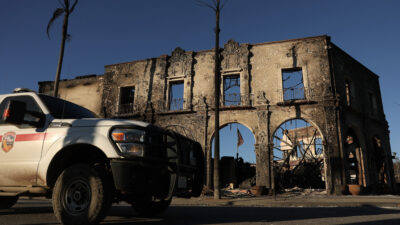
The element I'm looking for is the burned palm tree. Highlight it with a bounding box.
[47,0,79,97]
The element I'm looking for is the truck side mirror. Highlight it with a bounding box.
[1,100,26,125]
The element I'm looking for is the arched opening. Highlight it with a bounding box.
[272,118,325,191]
[211,123,256,190]
[372,135,386,185]
[344,128,365,186]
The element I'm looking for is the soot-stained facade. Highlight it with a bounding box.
[39,35,395,195]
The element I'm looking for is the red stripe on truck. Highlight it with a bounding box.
[15,133,45,141]
[0,133,65,142]
[15,133,66,142]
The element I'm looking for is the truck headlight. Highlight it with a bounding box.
[111,128,145,157]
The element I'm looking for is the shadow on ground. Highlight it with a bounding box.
[104,205,400,225]
[2,204,400,225]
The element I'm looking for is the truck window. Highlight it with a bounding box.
[38,94,96,119]
[0,96,43,128]
[166,135,178,161]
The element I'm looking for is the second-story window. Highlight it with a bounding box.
[282,68,305,101]
[368,92,377,116]
[119,86,135,114]
[345,80,352,106]
[169,81,184,110]
[223,75,240,106]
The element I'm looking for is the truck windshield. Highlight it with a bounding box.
[38,94,96,119]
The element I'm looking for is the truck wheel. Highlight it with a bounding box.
[132,196,171,217]
[52,164,111,225]
[0,196,18,209]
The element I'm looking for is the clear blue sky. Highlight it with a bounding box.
[1,0,399,160]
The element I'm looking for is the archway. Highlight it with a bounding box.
[272,118,325,191]
[372,135,386,186]
[344,128,365,186]
[211,123,256,189]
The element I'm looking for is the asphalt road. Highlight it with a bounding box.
[1,199,400,225]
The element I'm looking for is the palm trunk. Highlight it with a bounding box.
[53,13,69,97]
[213,0,221,200]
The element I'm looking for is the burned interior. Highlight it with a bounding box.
[39,35,396,195]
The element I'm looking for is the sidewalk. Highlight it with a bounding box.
[172,194,400,208]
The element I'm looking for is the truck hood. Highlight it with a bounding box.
[51,118,151,128]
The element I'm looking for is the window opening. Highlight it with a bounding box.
[345,81,352,106]
[119,86,135,114]
[282,69,305,101]
[169,81,184,110]
[368,92,377,116]
[223,75,240,106]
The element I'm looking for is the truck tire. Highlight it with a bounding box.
[52,164,111,225]
[132,196,171,217]
[0,196,18,209]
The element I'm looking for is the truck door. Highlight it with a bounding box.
[0,95,46,186]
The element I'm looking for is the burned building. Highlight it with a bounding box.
[39,35,395,194]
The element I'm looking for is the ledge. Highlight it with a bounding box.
[157,109,195,115]
[277,99,317,106]
[215,105,255,111]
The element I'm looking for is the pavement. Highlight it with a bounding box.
[18,191,400,208]
[171,194,400,208]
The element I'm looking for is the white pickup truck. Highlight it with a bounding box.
[0,89,203,225]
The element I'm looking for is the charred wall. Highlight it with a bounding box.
[329,43,394,191]
[38,35,395,194]
[38,75,103,116]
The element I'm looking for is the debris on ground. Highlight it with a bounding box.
[222,188,253,198]
[201,184,327,198]
[280,187,326,198]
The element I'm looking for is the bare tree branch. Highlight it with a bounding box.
[57,0,65,7]
[196,0,216,11]
[70,0,79,13]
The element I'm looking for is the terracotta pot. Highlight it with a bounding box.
[341,185,349,195]
[250,186,264,196]
[348,184,361,195]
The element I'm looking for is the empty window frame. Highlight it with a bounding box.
[169,81,184,110]
[282,69,305,101]
[368,92,377,116]
[345,80,352,106]
[119,86,135,113]
[223,74,241,106]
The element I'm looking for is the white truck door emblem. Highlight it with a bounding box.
[1,132,16,152]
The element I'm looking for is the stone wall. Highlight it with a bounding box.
[38,75,103,116]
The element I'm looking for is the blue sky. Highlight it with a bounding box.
[1,0,399,160]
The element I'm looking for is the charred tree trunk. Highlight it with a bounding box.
[213,0,221,200]
[53,14,69,97]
